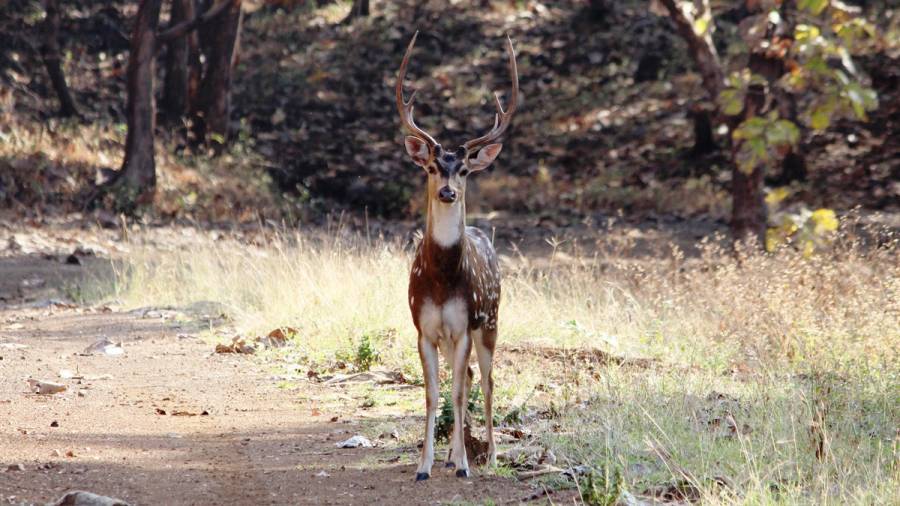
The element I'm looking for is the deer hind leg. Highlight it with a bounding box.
[474,328,497,467]
[450,333,472,477]
[415,336,440,481]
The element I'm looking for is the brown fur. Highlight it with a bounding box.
[409,227,500,352]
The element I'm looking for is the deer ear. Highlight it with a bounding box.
[468,143,503,172]
[405,136,432,167]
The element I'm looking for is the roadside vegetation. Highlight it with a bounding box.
[85,220,899,505]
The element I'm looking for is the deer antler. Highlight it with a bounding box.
[462,35,519,154]
[396,31,439,149]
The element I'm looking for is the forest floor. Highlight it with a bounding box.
[1,215,897,506]
[0,225,558,506]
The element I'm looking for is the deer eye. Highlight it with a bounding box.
[459,169,470,177]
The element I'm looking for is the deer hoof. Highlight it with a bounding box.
[455,468,470,478]
[415,472,430,482]
[445,461,456,469]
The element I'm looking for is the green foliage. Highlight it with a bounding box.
[577,466,623,506]
[336,332,382,372]
[353,333,380,372]
[436,382,484,443]
[790,5,880,127]
[717,1,881,174]
[732,112,800,174]
[798,0,828,16]
[765,187,840,255]
[717,70,767,117]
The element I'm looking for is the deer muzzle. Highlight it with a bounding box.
[437,186,458,204]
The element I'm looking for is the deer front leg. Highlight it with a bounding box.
[450,333,472,477]
[416,336,439,481]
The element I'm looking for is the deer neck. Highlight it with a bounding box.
[424,197,466,261]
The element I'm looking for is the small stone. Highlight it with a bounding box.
[336,435,373,448]
[48,490,131,506]
[6,463,24,472]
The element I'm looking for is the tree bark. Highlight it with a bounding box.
[160,0,195,123]
[731,165,766,244]
[107,0,163,212]
[40,0,79,117]
[192,0,242,147]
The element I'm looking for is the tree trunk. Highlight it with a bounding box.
[730,0,796,242]
[107,0,162,212]
[731,165,766,244]
[657,0,723,103]
[659,0,770,246]
[690,102,717,155]
[192,0,242,148]
[40,0,78,117]
[160,0,196,123]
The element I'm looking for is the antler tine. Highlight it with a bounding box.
[396,31,439,148]
[462,35,520,154]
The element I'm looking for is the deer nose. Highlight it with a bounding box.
[438,186,457,203]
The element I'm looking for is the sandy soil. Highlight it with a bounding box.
[0,253,544,505]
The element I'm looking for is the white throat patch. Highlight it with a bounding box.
[429,201,463,248]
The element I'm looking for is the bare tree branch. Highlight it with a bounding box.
[657,0,723,100]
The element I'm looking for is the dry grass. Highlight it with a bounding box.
[98,222,898,504]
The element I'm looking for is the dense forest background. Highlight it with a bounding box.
[0,0,897,244]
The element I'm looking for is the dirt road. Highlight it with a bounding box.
[0,257,537,505]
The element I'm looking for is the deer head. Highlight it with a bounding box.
[397,32,519,212]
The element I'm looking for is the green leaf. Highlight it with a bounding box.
[718,89,744,116]
[803,57,829,75]
[767,120,800,147]
[810,106,831,130]
[795,24,821,43]
[845,83,876,120]
[749,137,767,158]
[733,117,768,141]
[799,0,829,16]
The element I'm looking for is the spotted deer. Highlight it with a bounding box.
[397,32,518,481]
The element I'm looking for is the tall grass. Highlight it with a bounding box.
[101,223,898,504]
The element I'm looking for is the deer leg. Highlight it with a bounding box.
[474,329,497,467]
[445,363,473,469]
[416,336,439,481]
[451,333,472,477]
[437,338,455,468]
